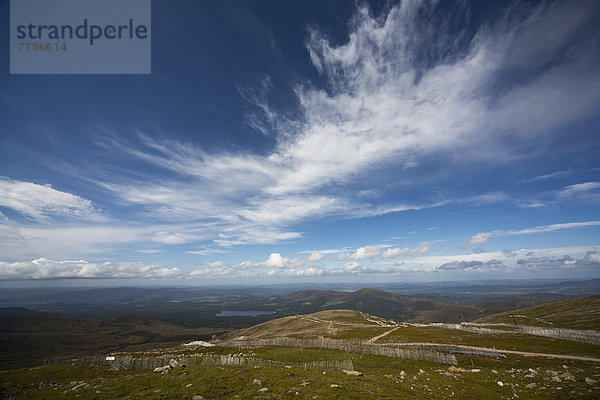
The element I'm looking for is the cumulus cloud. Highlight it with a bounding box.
[336,245,382,261]
[381,242,444,259]
[0,258,183,280]
[0,178,102,222]
[435,260,505,273]
[265,253,305,269]
[307,252,327,262]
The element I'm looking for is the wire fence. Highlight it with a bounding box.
[215,338,458,365]
[44,354,352,371]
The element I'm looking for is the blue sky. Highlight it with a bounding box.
[0,0,599,285]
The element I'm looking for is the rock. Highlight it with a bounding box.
[525,383,537,389]
[330,384,340,388]
[186,384,193,388]
[169,359,179,368]
[448,366,459,372]
[257,388,268,392]
[471,369,480,373]
[192,396,205,400]
[400,371,406,378]
[528,368,536,374]
[492,369,498,374]
[585,377,597,385]
[343,370,363,376]
[419,369,426,374]
[552,376,562,383]
[384,374,394,379]
[153,366,167,373]
[497,381,504,387]
[253,379,262,386]
[560,373,575,381]
[562,365,568,369]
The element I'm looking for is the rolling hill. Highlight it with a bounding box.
[475,295,600,329]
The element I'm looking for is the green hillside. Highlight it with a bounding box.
[475,295,600,329]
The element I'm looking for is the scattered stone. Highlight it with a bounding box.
[301,381,310,386]
[552,376,562,383]
[497,381,504,387]
[562,365,568,369]
[524,374,535,378]
[186,384,193,388]
[419,369,426,374]
[253,379,262,386]
[492,370,498,374]
[471,369,480,373]
[192,396,205,400]
[285,366,291,369]
[528,368,536,374]
[448,366,459,373]
[330,384,340,388]
[585,377,597,385]
[560,372,575,381]
[169,359,179,368]
[525,383,537,389]
[384,374,394,379]
[153,367,168,373]
[343,370,363,376]
[400,371,406,378]
[154,389,162,393]
[257,388,268,392]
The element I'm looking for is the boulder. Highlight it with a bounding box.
[343,370,363,376]
[253,379,262,386]
[169,359,179,368]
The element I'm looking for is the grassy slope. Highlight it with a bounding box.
[474,296,600,329]
[0,313,224,370]
[2,345,600,399]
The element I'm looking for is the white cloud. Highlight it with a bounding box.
[559,182,600,198]
[381,242,444,259]
[264,253,305,269]
[521,170,573,183]
[307,252,327,262]
[336,245,381,261]
[0,258,183,280]
[466,232,496,246]
[466,220,600,246]
[0,177,102,222]
[151,231,191,245]
[82,0,599,253]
